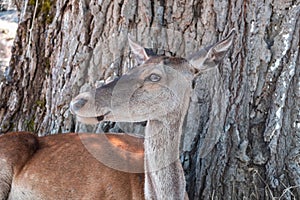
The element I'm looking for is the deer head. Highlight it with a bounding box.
[70,30,235,125]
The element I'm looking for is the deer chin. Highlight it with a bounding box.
[76,116,101,124]
[75,111,111,124]
[96,115,105,121]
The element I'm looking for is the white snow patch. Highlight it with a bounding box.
[7,90,18,111]
[269,26,292,72]
[250,21,255,33]
[270,59,281,72]
[275,106,282,119]
[282,33,290,55]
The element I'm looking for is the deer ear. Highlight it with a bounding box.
[188,29,235,72]
[128,36,149,65]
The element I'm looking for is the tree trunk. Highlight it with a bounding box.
[0,0,299,199]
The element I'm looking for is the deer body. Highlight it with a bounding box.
[1,132,144,200]
[0,30,234,200]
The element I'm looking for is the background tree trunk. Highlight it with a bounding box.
[0,0,299,199]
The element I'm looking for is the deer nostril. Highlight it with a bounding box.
[71,98,88,112]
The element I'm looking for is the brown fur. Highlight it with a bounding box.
[0,132,144,200]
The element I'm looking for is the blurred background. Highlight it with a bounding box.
[0,0,17,82]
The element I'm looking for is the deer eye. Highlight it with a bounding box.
[148,73,161,82]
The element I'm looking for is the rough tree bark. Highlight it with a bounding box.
[0,0,299,199]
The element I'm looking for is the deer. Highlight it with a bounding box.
[0,30,235,200]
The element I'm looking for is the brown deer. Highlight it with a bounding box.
[0,30,235,200]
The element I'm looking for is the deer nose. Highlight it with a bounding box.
[70,98,88,113]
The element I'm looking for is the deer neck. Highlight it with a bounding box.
[144,107,188,200]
